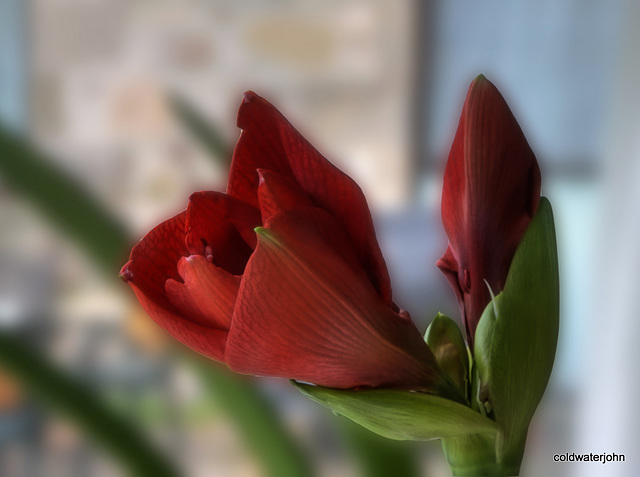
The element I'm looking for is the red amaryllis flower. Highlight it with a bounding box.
[121,92,453,393]
[437,75,541,347]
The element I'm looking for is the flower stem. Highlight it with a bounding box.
[441,433,521,476]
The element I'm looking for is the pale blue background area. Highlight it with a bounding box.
[424,0,623,166]
[0,0,26,130]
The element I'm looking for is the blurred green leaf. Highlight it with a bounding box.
[473,197,559,471]
[294,383,499,441]
[425,313,469,400]
[339,417,422,477]
[0,126,130,272]
[0,330,179,477]
[194,358,313,477]
[170,95,232,164]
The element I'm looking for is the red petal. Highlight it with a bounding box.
[185,191,261,275]
[256,169,313,222]
[227,92,393,305]
[121,213,227,361]
[439,75,541,345]
[225,210,443,390]
[256,173,365,274]
[165,255,240,329]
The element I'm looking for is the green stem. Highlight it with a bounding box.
[441,433,521,476]
[0,330,179,477]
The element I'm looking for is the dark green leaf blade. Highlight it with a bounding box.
[0,330,179,477]
[0,126,130,272]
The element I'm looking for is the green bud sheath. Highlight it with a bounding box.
[425,313,470,401]
[442,197,559,475]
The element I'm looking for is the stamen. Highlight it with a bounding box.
[205,245,214,262]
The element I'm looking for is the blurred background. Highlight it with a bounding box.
[0,0,637,476]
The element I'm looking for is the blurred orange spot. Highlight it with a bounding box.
[125,302,171,356]
[0,367,23,411]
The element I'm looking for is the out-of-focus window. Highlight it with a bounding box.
[421,0,623,173]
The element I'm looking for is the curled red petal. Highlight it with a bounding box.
[225,209,443,391]
[128,281,227,361]
[121,213,228,361]
[122,211,188,309]
[185,191,261,275]
[227,92,393,305]
[165,255,240,329]
[439,75,541,346]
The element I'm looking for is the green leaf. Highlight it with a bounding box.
[170,95,232,164]
[425,313,469,399]
[0,330,179,477]
[294,383,499,441]
[0,126,130,273]
[473,197,559,469]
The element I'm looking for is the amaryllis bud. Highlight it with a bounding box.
[437,75,541,347]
